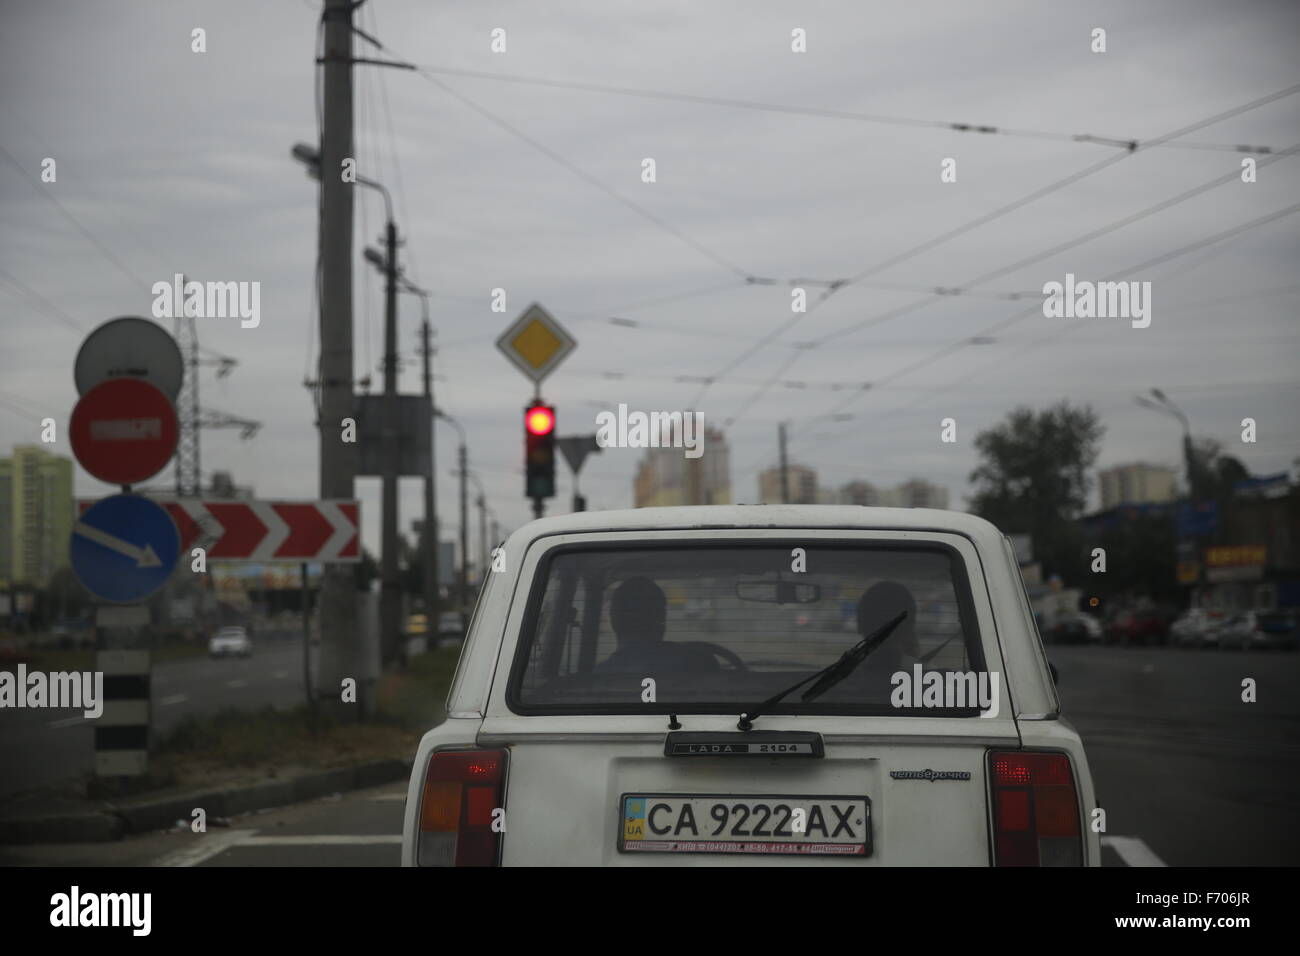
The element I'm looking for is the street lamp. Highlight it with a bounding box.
[1135,388,1195,495]
[298,142,404,665]
[292,143,394,221]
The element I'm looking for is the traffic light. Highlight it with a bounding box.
[524,402,556,500]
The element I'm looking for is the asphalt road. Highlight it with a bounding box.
[3,644,1298,866]
[0,636,315,797]
[1048,644,1300,867]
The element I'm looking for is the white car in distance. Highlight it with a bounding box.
[402,506,1100,867]
[208,625,252,659]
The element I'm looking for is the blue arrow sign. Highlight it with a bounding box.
[70,494,181,603]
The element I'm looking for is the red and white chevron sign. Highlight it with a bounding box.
[77,499,360,562]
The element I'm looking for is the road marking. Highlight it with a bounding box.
[1102,835,1167,867]
[155,828,258,867]
[272,670,288,679]
[225,679,248,688]
[158,693,188,706]
[367,792,406,801]
[48,716,83,729]
[241,835,403,846]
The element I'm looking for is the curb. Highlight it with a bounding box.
[0,758,411,845]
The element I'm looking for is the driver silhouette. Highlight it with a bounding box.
[597,577,716,673]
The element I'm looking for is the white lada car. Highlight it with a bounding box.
[401,505,1100,867]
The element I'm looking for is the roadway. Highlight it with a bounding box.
[2,644,1298,866]
[0,635,315,798]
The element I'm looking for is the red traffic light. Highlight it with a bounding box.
[525,404,555,436]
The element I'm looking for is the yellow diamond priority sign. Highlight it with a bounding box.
[496,303,577,384]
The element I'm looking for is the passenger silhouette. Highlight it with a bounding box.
[848,581,922,689]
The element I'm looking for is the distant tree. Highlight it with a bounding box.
[44,566,90,620]
[1187,437,1250,502]
[968,402,1105,582]
[1092,512,1179,605]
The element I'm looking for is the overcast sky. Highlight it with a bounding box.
[3,0,1298,559]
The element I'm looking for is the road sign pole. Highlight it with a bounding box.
[302,562,317,727]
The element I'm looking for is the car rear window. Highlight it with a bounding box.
[508,542,986,716]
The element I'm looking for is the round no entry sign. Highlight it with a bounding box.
[70,378,179,485]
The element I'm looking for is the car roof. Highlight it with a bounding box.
[507,505,1002,549]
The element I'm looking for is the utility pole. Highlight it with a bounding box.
[778,421,790,504]
[476,488,487,585]
[419,318,438,626]
[380,218,401,668]
[316,0,361,718]
[458,442,468,631]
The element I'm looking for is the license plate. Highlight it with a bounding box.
[618,793,871,856]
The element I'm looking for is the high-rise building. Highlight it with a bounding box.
[633,427,731,507]
[806,477,950,509]
[757,464,818,504]
[0,445,75,587]
[895,478,950,509]
[1099,463,1176,510]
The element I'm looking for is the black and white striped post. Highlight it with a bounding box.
[94,645,151,777]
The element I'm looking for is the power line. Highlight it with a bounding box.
[0,143,150,291]
[708,90,1300,423]
[792,200,1300,448]
[353,29,756,281]
[688,85,1300,409]
[411,64,1280,155]
[0,266,85,333]
[958,143,1300,290]
[840,82,1300,290]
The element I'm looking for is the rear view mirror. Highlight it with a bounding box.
[736,581,822,604]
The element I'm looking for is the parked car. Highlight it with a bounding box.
[1104,608,1169,646]
[435,612,464,645]
[208,625,252,658]
[1045,611,1101,644]
[1170,608,1218,648]
[1213,610,1298,650]
[0,637,33,666]
[402,505,1100,867]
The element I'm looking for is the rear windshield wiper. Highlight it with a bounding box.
[737,610,907,731]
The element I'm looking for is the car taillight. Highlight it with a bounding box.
[417,749,508,867]
[988,751,1083,866]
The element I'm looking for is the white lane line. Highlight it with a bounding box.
[225,679,248,688]
[241,835,402,846]
[368,792,407,801]
[48,716,83,729]
[154,828,258,867]
[1102,835,1167,867]
[158,693,188,706]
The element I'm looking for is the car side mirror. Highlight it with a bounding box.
[1049,661,1059,685]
